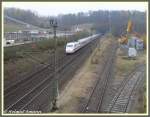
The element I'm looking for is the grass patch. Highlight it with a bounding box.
[136,77,146,113]
[90,36,113,65]
[116,49,146,76]
[4,23,27,32]
[143,73,147,113]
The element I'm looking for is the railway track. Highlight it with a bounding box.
[81,41,118,113]
[4,50,65,109]
[4,37,100,112]
[21,40,98,112]
[4,47,65,89]
[106,64,145,113]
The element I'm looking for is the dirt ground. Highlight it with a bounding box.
[55,35,113,113]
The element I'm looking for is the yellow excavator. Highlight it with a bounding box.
[118,19,146,58]
[118,19,143,45]
[118,19,133,45]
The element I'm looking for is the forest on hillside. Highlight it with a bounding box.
[4,8,146,36]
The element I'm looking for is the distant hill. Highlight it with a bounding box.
[4,16,49,32]
[4,21,28,32]
[4,8,49,29]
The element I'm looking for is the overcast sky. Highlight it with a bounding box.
[3,2,148,16]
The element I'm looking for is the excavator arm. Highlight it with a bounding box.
[118,20,133,45]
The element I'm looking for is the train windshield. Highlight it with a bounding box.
[67,44,74,47]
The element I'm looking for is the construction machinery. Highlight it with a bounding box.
[118,19,143,46]
[118,19,143,58]
[118,19,133,45]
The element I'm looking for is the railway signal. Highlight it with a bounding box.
[49,19,59,111]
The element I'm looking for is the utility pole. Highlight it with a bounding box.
[49,19,59,111]
[109,11,111,33]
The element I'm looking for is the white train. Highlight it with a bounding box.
[65,34,100,54]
